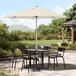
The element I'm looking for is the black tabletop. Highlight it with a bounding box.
[26,49,50,52]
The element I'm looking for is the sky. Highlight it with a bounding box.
[0,0,76,29]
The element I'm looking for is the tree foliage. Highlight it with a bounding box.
[0,23,9,40]
[49,19,64,33]
[0,23,10,49]
[10,30,24,41]
[38,24,51,35]
[49,18,65,38]
[37,18,65,39]
[64,4,76,21]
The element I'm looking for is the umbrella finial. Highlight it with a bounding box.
[36,6,38,8]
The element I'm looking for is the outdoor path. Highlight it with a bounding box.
[0,50,76,76]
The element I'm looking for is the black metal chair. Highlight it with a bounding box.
[48,51,58,69]
[41,45,56,68]
[21,50,39,72]
[56,47,65,68]
[48,47,65,69]
[12,49,23,70]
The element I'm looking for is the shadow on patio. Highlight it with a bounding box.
[21,63,76,72]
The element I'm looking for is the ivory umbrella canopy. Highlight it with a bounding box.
[5,6,65,50]
[5,6,65,18]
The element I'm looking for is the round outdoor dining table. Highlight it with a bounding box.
[25,49,50,68]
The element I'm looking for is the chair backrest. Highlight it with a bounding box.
[21,49,28,56]
[43,45,51,50]
[58,47,65,56]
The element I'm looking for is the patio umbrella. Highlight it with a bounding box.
[5,6,65,50]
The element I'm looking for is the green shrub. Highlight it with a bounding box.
[61,42,69,49]
[26,44,35,49]
[10,42,26,50]
[16,43,26,50]
[9,42,19,49]
[26,44,41,49]
[14,48,22,56]
[61,42,68,46]
[0,49,13,57]
[70,43,76,50]
[51,43,59,49]
[0,41,12,50]
[0,49,7,57]
[6,50,12,57]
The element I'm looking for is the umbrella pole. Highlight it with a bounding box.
[35,16,38,50]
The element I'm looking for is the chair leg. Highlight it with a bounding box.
[28,59,35,73]
[36,59,38,68]
[12,57,14,69]
[56,57,58,67]
[28,59,30,73]
[32,59,39,71]
[26,59,27,68]
[33,59,37,70]
[27,59,31,73]
[63,57,65,68]
[48,57,49,68]
[14,58,17,70]
[53,58,55,69]
[33,60,35,70]
[21,58,25,69]
[48,57,51,68]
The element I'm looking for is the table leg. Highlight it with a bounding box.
[41,51,44,68]
[29,51,31,67]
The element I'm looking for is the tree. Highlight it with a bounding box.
[24,31,35,40]
[49,18,65,39]
[64,4,76,21]
[0,23,10,49]
[10,30,24,40]
[63,4,76,39]
[37,24,51,39]
[38,24,50,35]
[0,23,9,41]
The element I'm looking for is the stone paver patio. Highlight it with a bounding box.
[0,50,76,76]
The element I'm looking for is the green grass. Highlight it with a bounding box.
[18,39,67,45]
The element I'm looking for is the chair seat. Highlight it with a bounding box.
[48,53,57,57]
[48,55,57,58]
[23,55,39,60]
[56,53,64,57]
